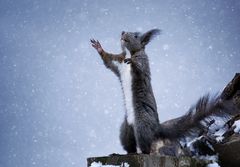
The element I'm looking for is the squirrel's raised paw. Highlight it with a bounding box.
[124,58,132,64]
[90,39,103,53]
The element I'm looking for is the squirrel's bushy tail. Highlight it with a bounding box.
[155,73,240,140]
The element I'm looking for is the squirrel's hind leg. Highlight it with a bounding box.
[135,126,154,154]
[120,118,137,154]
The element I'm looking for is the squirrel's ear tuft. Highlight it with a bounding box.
[140,29,161,46]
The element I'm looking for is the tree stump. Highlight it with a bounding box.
[87,154,208,167]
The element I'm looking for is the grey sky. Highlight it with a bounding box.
[0,0,240,166]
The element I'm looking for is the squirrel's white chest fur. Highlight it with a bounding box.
[114,53,134,124]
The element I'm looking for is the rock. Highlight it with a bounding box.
[87,154,208,167]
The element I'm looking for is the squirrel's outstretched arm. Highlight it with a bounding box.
[91,39,126,77]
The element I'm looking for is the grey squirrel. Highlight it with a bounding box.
[90,29,240,155]
[91,29,160,154]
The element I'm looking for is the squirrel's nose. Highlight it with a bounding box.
[121,31,125,35]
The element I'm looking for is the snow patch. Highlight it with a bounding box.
[215,136,224,142]
[233,120,240,133]
[207,162,220,167]
[213,126,227,142]
[198,155,218,162]
[90,162,129,167]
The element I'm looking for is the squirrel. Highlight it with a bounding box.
[90,29,240,155]
[91,29,160,154]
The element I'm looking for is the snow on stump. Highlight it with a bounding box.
[87,154,208,167]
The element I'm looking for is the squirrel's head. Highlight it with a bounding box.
[121,29,161,53]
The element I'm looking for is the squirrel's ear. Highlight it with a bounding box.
[140,29,161,46]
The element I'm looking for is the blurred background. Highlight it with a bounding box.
[0,0,239,166]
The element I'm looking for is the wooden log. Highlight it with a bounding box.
[87,154,208,167]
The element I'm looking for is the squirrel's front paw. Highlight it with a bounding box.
[124,58,132,64]
[90,39,103,53]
